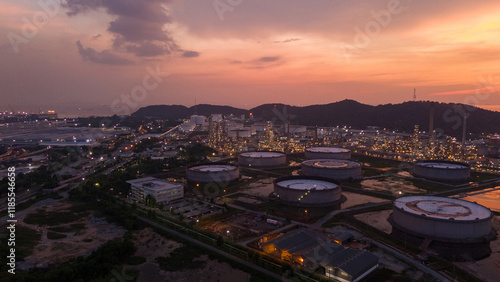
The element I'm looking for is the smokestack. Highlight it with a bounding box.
[208,116,213,143]
[462,114,467,158]
[314,125,318,144]
[287,116,290,138]
[429,102,435,144]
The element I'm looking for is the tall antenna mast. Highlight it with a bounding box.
[413,88,416,101]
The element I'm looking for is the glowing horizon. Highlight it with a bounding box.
[1,0,499,115]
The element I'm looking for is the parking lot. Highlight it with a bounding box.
[166,199,224,220]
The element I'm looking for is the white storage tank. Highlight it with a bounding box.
[390,195,493,241]
[238,151,286,168]
[187,164,239,183]
[273,176,342,207]
[412,160,470,181]
[302,159,362,181]
[305,147,351,160]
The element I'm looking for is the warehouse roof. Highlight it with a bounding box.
[304,242,379,280]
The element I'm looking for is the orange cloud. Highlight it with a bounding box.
[431,86,500,96]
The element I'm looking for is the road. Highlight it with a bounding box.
[136,216,286,281]
[364,237,451,282]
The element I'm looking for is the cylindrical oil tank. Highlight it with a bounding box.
[187,164,239,183]
[390,196,493,241]
[305,147,351,160]
[412,161,470,181]
[238,151,286,168]
[302,159,362,181]
[273,176,342,207]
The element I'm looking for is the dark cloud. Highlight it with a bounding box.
[125,42,171,57]
[76,41,134,65]
[230,60,243,64]
[182,51,200,58]
[65,0,185,58]
[259,56,280,62]
[274,38,301,44]
[92,34,101,39]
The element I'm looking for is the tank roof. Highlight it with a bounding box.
[189,165,237,172]
[394,196,491,220]
[306,147,350,153]
[415,162,468,169]
[240,152,284,158]
[276,179,338,190]
[302,159,361,169]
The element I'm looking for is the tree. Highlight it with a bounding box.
[216,236,223,246]
[145,194,156,208]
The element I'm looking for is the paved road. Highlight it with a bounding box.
[136,216,287,281]
[364,237,451,282]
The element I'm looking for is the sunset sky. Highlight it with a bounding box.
[1,0,500,116]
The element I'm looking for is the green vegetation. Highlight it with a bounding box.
[0,165,59,196]
[48,224,86,234]
[47,232,67,240]
[126,256,147,265]
[24,207,88,226]
[14,225,41,259]
[470,171,500,183]
[178,143,216,162]
[0,234,137,282]
[156,246,206,271]
[352,154,405,169]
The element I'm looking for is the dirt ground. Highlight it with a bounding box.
[132,228,250,282]
[353,210,393,234]
[241,178,275,197]
[342,191,387,209]
[19,201,127,270]
[456,215,500,282]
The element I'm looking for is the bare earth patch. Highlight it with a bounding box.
[353,209,393,234]
[19,201,126,270]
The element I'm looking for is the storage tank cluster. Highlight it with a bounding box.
[412,160,470,181]
[301,159,362,181]
[273,176,343,207]
[389,195,495,259]
[305,147,351,160]
[187,164,239,183]
[238,151,286,168]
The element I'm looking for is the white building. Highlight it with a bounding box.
[127,177,184,203]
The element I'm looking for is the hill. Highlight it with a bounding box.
[132,100,500,136]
